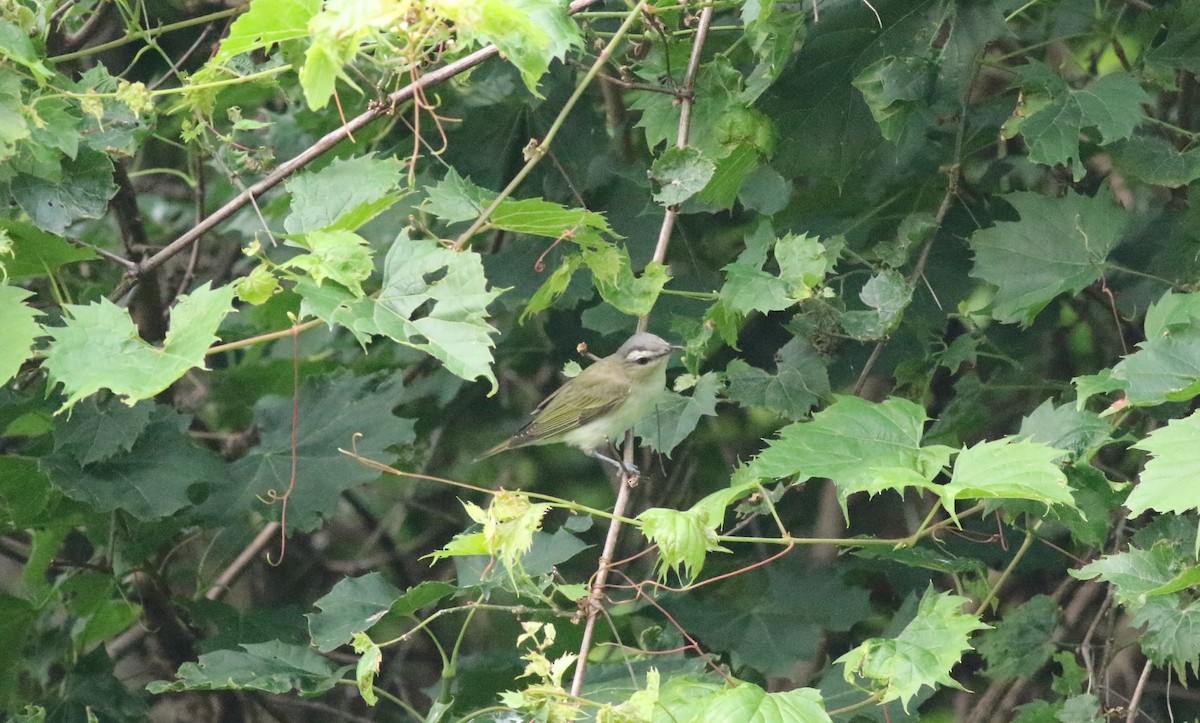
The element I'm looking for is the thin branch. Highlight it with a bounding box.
[108,0,605,303]
[106,47,496,302]
[452,0,648,250]
[572,2,716,698]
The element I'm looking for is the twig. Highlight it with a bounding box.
[204,522,280,600]
[1125,658,1153,723]
[106,49,496,302]
[108,0,605,303]
[571,1,715,698]
[452,0,648,250]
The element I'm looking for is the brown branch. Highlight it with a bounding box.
[107,46,499,302]
[108,0,605,303]
[571,1,716,698]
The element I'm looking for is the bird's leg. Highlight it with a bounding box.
[590,438,639,478]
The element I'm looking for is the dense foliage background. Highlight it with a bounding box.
[3,0,1200,720]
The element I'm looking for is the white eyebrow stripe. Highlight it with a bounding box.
[626,348,665,362]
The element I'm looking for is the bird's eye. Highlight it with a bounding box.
[633,356,653,365]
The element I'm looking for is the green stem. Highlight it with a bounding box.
[452,0,648,250]
[975,518,1043,614]
[49,7,242,64]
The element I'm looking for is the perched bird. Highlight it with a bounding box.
[478,332,681,475]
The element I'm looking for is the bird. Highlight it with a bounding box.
[478,332,681,475]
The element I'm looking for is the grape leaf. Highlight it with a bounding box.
[940,437,1075,519]
[978,595,1059,680]
[634,371,721,456]
[195,373,413,532]
[836,588,989,711]
[651,146,717,206]
[1112,325,1200,405]
[1132,596,1200,678]
[665,569,870,676]
[41,406,228,520]
[1126,410,1200,515]
[0,220,97,282]
[744,395,951,514]
[1112,136,1200,188]
[0,284,41,386]
[284,154,403,233]
[10,149,117,234]
[374,232,504,391]
[1071,543,1183,607]
[44,283,236,411]
[53,398,154,465]
[638,505,728,583]
[308,578,454,654]
[147,641,351,695]
[724,338,831,421]
[1017,399,1111,462]
[969,190,1124,325]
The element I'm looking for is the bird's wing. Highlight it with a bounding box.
[508,380,629,447]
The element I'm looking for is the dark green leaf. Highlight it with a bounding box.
[41,406,228,520]
[196,373,413,531]
[147,640,351,695]
[969,190,1124,325]
[978,595,1059,680]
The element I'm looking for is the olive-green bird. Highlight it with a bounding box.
[478,332,680,474]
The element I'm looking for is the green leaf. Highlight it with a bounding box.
[0,18,53,81]
[698,143,759,209]
[969,190,1124,325]
[147,641,351,695]
[283,229,374,297]
[423,168,493,224]
[737,162,791,215]
[197,373,412,532]
[745,396,949,515]
[52,397,154,465]
[1131,596,1200,678]
[724,339,831,421]
[1126,410,1200,515]
[205,0,320,68]
[719,224,837,316]
[307,573,402,653]
[841,270,913,341]
[351,632,381,706]
[638,506,728,582]
[0,284,41,386]
[1111,136,1200,188]
[634,371,721,456]
[1112,324,1200,405]
[665,569,870,677]
[836,588,989,711]
[583,247,670,318]
[0,457,54,530]
[1071,543,1185,608]
[284,154,403,233]
[1007,65,1150,174]
[373,233,504,391]
[940,438,1075,518]
[0,220,97,281]
[675,684,832,723]
[1057,694,1102,723]
[978,595,1059,680]
[41,406,228,520]
[853,55,934,143]
[1017,399,1111,462]
[490,197,613,238]
[443,0,581,96]
[44,282,236,411]
[308,577,456,654]
[651,146,717,206]
[10,149,117,234]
